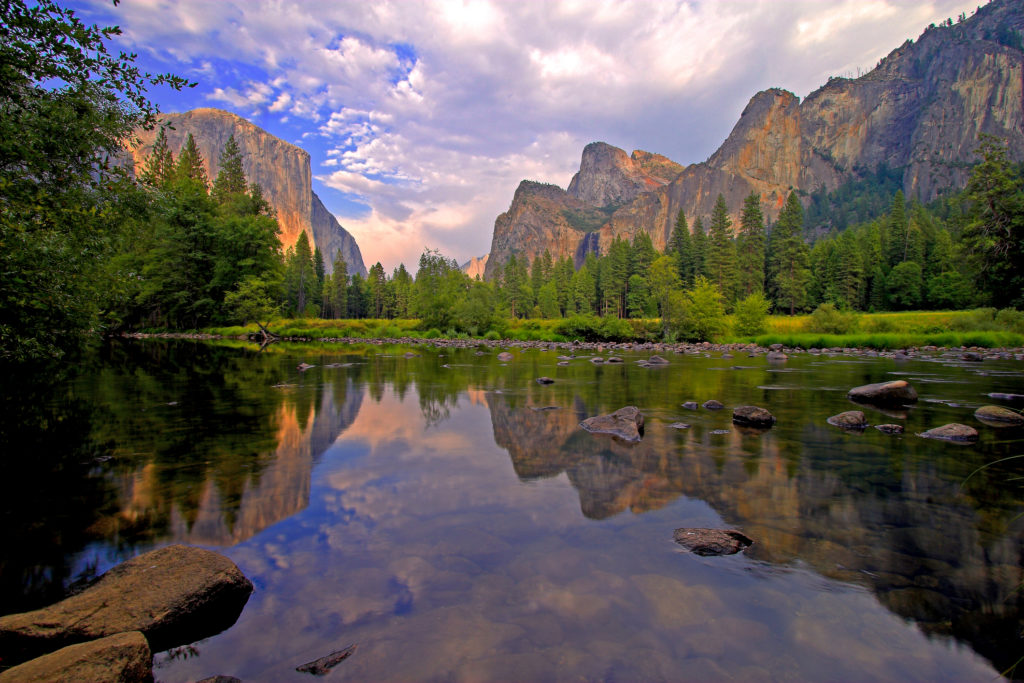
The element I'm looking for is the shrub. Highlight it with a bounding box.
[733,293,770,336]
[423,328,442,339]
[808,303,860,334]
[679,277,727,342]
[483,330,501,340]
[996,308,1024,334]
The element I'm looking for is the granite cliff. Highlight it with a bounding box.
[484,0,1024,278]
[128,108,366,276]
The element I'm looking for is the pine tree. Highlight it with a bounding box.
[174,133,209,187]
[212,133,247,202]
[691,216,708,280]
[768,192,810,315]
[368,262,386,317]
[705,194,738,303]
[286,232,316,315]
[553,256,574,316]
[140,127,174,187]
[667,209,693,286]
[885,190,908,267]
[736,192,766,297]
[330,251,348,318]
[390,263,412,317]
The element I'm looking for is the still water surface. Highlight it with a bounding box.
[2,340,1023,681]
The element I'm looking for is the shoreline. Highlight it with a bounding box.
[119,332,1024,360]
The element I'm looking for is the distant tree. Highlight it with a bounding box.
[211,133,247,202]
[884,190,908,267]
[691,216,708,280]
[886,260,923,309]
[768,192,810,314]
[140,127,175,188]
[667,209,694,285]
[736,192,766,297]
[390,263,412,318]
[368,262,387,317]
[706,194,738,302]
[174,133,208,187]
[329,252,348,319]
[648,255,682,338]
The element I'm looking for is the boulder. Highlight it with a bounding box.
[847,380,918,405]
[590,356,604,364]
[580,406,644,442]
[731,406,776,428]
[0,545,252,664]
[646,355,670,365]
[961,351,984,362]
[974,405,1024,426]
[497,352,514,362]
[535,377,555,385]
[875,424,905,434]
[827,410,868,429]
[0,631,151,683]
[673,528,753,556]
[606,356,624,363]
[681,401,699,410]
[920,423,979,442]
[702,399,724,410]
[765,351,788,361]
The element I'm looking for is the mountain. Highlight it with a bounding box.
[484,0,1024,278]
[127,108,367,276]
[461,254,489,280]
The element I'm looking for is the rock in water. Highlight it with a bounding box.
[974,405,1024,426]
[875,424,905,434]
[0,631,151,683]
[646,355,669,365]
[702,399,724,410]
[847,380,918,405]
[296,644,358,676]
[673,528,753,556]
[580,406,644,442]
[732,406,776,428]
[827,410,868,429]
[681,402,699,410]
[497,352,514,362]
[0,545,253,664]
[920,423,979,442]
[535,377,555,385]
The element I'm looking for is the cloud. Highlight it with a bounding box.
[74,0,983,271]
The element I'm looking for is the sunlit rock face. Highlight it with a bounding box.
[462,254,489,280]
[485,0,1024,275]
[127,108,366,276]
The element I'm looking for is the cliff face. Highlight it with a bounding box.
[128,108,366,276]
[485,0,1024,274]
[461,254,489,280]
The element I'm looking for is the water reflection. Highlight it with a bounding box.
[3,342,1022,681]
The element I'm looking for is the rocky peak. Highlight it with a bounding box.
[566,141,676,208]
[462,254,489,280]
[128,108,366,276]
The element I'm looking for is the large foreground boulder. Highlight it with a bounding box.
[974,405,1024,426]
[0,545,252,665]
[580,406,644,442]
[673,528,753,556]
[0,631,151,683]
[847,380,918,405]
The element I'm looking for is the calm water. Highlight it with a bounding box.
[2,340,1024,682]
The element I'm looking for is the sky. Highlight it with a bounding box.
[68,0,982,272]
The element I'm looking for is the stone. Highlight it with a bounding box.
[681,401,699,410]
[0,545,253,664]
[827,410,868,429]
[731,406,776,428]
[402,351,419,358]
[765,351,788,361]
[0,631,151,683]
[580,406,644,442]
[669,422,691,429]
[197,677,242,683]
[535,377,555,385]
[606,356,624,363]
[920,423,979,442]
[497,352,514,362]
[702,400,724,410]
[646,355,670,365]
[557,361,569,366]
[297,362,315,371]
[590,356,604,364]
[673,528,753,556]
[988,393,1024,402]
[974,405,1024,426]
[875,424,905,434]
[847,380,918,405]
[296,644,358,675]
[961,351,984,362]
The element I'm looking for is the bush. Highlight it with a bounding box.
[483,330,501,340]
[733,293,770,336]
[996,308,1024,333]
[679,277,727,342]
[949,308,998,332]
[808,303,860,334]
[423,328,442,339]
[598,316,633,342]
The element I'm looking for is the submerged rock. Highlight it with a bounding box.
[875,424,905,434]
[847,380,918,405]
[974,405,1024,426]
[988,393,1024,402]
[0,631,151,683]
[296,644,358,676]
[920,423,979,442]
[681,401,699,410]
[731,406,776,428]
[580,406,644,442]
[673,528,753,556]
[647,355,670,365]
[535,377,555,385]
[827,410,868,429]
[606,356,624,363]
[669,422,691,429]
[702,400,724,410]
[297,362,315,371]
[766,351,788,361]
[497,351,514,362]
[0,545,253,665]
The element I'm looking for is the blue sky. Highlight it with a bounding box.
[69,0,981,271]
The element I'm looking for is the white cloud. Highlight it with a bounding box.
[82,0,983,271]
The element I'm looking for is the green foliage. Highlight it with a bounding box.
[705,194,737,302]
[736,193,766,298]
[886,261,924,309]
[808,303,860,334]
[679,276,727,342]
[768,192,811,315]
[733,293,770,336]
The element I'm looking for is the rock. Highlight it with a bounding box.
[297,362,315,371]
[535,377,555,385]
[497,352,514,362]
[710,429,731,435]
[988,393,1024,402]
[875,424,905,434]
[731,406,776,428]
[197,677,242,683]
[673,528,753,556]
[296,644,358,676]
[769,343,783,352]
[0,631,151,683]
[847,380,918,405]
[974,405,1024,426]
[961,351,984,361]
[920,423,979,442]
[647,355,670,365]
[580,406,644,442]
[827,410,868,429]
[557,361,569,366]
[721,353,733,359]
[669,422,691,429]
[0,545,253,664]
[590,356,604,364]
[681,401,699,410]
[702,400,724,410]
[402,351,419,358]
[765,351,788,361]
[606,356,624,363]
